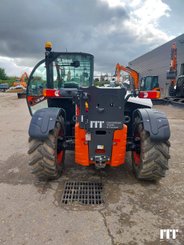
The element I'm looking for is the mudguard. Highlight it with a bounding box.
[134,109,170,141]
[29,108,63,139]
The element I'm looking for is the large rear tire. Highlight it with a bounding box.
[132,119,170,181]
[28,116,65,181]
[168,84,176,97]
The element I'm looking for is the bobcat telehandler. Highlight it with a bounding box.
[26,42,170,181]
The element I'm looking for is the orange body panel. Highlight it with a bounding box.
[75,123,89,166]
[75,123,127,167]
[152,87,160,91]
[110,124,127,166]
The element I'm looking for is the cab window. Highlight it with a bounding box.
[53,54,92,89]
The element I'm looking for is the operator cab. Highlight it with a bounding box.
[176,75,184,97]
[140,76,160,91]
[27,49,94,140]
[27,52,94,115]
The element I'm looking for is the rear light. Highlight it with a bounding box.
[76,106,80,116]
[43,89,60,97]
[138,91,160,99]
[97,145,104,150]
[95,149,105,154]
[95,145,105,154]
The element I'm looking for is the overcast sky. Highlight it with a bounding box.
[0,0,183,76]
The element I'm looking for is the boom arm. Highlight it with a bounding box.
[20,72,28,83]
[166,43,177,82]
[13,72,29,88]
[115,63,139,89]
[169,43,177,72]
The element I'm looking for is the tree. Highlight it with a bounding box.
[0,68,8,80]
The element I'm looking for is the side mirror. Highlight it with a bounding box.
[71,60,80,68]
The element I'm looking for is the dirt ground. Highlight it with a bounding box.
[0,92,184,245]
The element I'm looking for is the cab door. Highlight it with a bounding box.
[26,60,48,115]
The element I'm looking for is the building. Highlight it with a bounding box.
[129,33,184,97]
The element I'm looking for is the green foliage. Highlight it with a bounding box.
[0,78,16,87]
[0,66,17,87]
[0,68,8,80]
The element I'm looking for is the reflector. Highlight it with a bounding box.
[95,149,105,154]
[43,89,61,97]
[138,91,160,99]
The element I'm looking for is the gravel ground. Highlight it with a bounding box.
[0,92,184,245]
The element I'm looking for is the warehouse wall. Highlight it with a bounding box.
[129,33,184,97]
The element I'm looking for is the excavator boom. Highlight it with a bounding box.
[13,72,28,87]
[115,63,139,89]
[166,43,177,81]
[115,63,160,98]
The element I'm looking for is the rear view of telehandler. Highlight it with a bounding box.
[26,42,170,181]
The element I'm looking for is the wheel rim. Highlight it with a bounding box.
[133,131,141,166]
[57,128,64,166]
[133,151,141,165]
[57,151,64,165]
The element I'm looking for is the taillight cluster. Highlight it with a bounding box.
[138,91,160,99]
[43,89,60,97]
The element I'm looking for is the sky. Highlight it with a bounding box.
[0,0,183,76]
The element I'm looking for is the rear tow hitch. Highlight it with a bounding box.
[93,156,108,169]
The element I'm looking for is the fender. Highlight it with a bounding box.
[29,108,63,139]
[134,109,170,141]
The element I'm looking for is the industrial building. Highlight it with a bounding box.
[129,33,184,97]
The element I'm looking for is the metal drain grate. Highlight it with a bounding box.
[62,181,103,205]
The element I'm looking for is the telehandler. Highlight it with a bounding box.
[26,42,170,181]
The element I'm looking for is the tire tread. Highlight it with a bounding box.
[133,124,170,181]
[28,116,65,181]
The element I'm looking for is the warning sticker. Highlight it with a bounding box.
[106,121,122,129]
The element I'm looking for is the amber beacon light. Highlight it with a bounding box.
[45,41,52,51]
